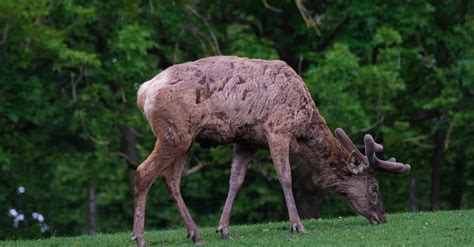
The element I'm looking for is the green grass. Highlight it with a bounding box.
[2,210,473,246]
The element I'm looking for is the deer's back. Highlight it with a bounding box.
[138,56,318,147]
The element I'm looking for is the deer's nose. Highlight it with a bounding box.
[379,214,387,223]
[369,212,386,224]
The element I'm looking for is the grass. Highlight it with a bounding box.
[2,210,473,246]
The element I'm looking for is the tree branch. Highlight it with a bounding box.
[444,119,454,151]
[351,116,385,134]
[183,162,207,176]
[317,14,349,52]
[294,0,321,36]
[0,4,18,47]
[183,160,222,176]
[70,67,85,103]
[263,0,282,13]
[0,20,10,46]
[186,5,221,55]
[233,17,263,36]
[78,111,110,145]
[110,151,138,168]
[402,125,438,149]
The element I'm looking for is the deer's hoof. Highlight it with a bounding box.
[291,222,307,233]
[217,225,231,239]
[187,229,202,244]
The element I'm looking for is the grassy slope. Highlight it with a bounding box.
[2,210,473,246]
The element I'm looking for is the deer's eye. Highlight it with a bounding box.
[371,185,377,193]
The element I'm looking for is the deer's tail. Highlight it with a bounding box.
[137,71,170,116]
[137,80,151,113]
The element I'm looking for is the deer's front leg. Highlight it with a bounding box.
[267,133,306,233]
[217,145,255,239]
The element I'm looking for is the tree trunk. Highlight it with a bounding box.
[409,175,417,212]
[86,182,96,235]
[431,128,446,211]
[450,146,466,209]
[292,164,325,219]
[294,185,326,219]
[122,126,140,191]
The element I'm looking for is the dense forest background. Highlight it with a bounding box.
[1,0,473,240]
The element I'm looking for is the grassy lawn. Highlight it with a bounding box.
[2,210,473,246]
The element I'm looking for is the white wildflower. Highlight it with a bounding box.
[17,186,25,194]
[32,212,45,222]
[16,214,24,221]
[37,214,44,222]
[11,214,24,228]
[8,209,18,217]
[40,223,50,233]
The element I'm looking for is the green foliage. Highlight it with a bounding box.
[226,24,279,59]
[0,0,473,240]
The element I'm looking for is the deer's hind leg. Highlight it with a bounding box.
[162,152,202,243]
[132,129,193,247]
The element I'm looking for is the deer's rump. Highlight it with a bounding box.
[137,56,317,147]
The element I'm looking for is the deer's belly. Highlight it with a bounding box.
[195,122,268,149]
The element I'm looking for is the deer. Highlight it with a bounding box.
[132,55,410,246]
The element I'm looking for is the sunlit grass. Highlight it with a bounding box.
[3,210,473,246]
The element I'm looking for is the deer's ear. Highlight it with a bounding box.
[347,151,365,174]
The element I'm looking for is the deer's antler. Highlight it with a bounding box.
[335,128,411,174]
[363,134,410,174]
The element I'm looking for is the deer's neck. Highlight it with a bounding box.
[295,117,350,192]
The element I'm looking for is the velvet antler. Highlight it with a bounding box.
[335,128,411,174]
[363,134,410,174]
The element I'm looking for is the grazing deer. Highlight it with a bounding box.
[132,56,410,246]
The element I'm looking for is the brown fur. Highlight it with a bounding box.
[133,56,400,246]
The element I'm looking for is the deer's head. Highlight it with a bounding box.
[334,128,410,224]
